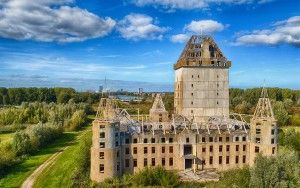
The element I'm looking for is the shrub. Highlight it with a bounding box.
[12,131,32,156]
[0,142,19,177]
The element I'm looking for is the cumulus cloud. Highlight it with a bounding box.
[0,0,116,42]
[132,0,274,10]
[235,16,300,46]
[170,34,189,43]
[117,13,167,41]
[185,20,224,34]
[170,19,225,43]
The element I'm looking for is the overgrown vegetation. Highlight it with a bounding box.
[0,100,92,178]
[95,166,183,188]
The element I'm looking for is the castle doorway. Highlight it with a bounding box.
[185,159,192,169]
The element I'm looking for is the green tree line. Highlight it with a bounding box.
[0,87,101,105]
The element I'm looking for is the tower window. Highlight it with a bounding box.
[186,137,189,143]
[226,145,230,152]
[144,147,148,154]
[209,156,213,165]
[236,145,239,152]
[219,156,222,164]
[210,146,213,152]
[151,138,155,143]
[271,138,275,144]
[191,101,193,105]
[219,145,223,152]
[169,146,173,153]
[169,158,173,166]
[99,152,104,159]
[192,75,194,78]
[243,156,246,163]
[217,101,219,105]
[100,132,105,138]
[162,146,165,153]
[99,164,104,173]
[235,156,239,164]
[256,128,261,134]
[144,138,148,143]
[256,138,261,143]
[144,158,148,166]
[162,158,166,166]
[100,142,105,148]
[191,110,193,113]
[133,159,137,167]
[191,84,193,88]
[152,147,155,153]
[133,147,137,154]
[226,156,230,164]
[202,147,206,152]
[191,93,193,96]
[255,146,260,153]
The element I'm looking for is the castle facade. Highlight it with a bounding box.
[90,35,278,182]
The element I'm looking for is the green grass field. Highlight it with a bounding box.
[0,130,81,188]
[33,129,91,188]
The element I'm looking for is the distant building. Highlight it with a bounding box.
[90,35,278,182]
[138,88,143,95]
[98,86,103,93]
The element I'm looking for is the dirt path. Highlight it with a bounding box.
[21,146,68,188]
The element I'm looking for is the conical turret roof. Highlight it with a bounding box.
[174,35,231,70]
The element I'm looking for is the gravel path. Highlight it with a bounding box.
[21,147,68,188]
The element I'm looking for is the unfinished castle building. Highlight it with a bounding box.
[90,35,278,182]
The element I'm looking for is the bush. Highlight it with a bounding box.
[95,167,180,188]
[12,131,32,156]
[0,142,19,177]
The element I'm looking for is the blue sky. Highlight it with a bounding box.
[0,0,299,91]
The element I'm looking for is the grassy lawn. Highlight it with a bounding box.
[0,129,84,188]
[33,129,91,188]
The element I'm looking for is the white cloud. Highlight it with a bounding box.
[0,0,116,42]
[132,0,274,10]
[170,19,225,43]
[185,20,225,34]
[171,34,189,43]
[235,16,300,46]
[117,13,167,41]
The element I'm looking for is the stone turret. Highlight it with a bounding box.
[249,88,278,165]
[149,94,169,122]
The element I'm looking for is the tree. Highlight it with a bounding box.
[250,148,300,188]
[273,101,290,126]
